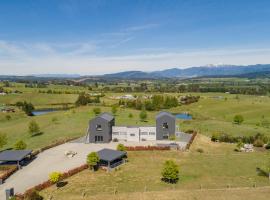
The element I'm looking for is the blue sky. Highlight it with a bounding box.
[1,0,270,75]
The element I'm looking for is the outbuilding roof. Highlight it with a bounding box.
[98,113,114,122]
[156,111,175,119]
[97,148,126,162]
[0,150,32,162]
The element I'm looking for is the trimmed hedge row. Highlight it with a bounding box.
[16,164,88,199]
[125,146,170,151]
[0,165,18,181]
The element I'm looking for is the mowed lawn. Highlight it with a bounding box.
[41,135,270,199]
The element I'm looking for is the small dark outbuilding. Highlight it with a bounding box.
[97,148,127,170]
[0,150,32,168]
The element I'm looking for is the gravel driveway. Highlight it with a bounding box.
[0,141,117,199]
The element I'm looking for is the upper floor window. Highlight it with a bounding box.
[162,122,169,129]
[96,124,102,131]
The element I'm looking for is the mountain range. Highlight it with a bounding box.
[103,64,270,79]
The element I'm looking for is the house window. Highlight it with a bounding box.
[130,134,135,136]
[149,132,156,135]
[162,122,168,129]
[95,136,103,142]
[113,132,119,135]
[96,124,102,131]
[140,132,148,135]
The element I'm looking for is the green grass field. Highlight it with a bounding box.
[40,135,270,200]
[1,84,270,150]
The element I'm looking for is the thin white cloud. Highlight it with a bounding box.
[0,40,270,75]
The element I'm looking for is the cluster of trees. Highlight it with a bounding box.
[0,132,27,150]
[25,83,47,88]
[179,95,200,105]
[76,93,100,106]
[119,95,178,111]
[38,89,84,94]
[15,101,35,116]
[211,132,270,147]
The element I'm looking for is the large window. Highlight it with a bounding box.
[162,122,168,129]
[130,133,135,136]
[149,132,156,135]
[112,132,119,135]
[95,136,103,142]
[96,124,102,131]
[140,132,148,135]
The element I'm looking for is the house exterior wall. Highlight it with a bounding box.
[88,117,115,143]
[139,127,156,141]
[156,114,176,140]
[112,126,156,142]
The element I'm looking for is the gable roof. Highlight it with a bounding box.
[0,150,32,162]
[97,148,126,162]
[156,111,175,119]
[98,112,114,122]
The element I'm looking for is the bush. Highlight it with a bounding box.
[14,140,27,150]
[196,148,204,153]
[28,120,40,137]
[211,133,219,142]
[93,107,101,116]
[25,190,43,200]
[87,152,100,170]
[0,132,7,148]
[253,139,264,147]
[169,135,176,141]
[112,138,118,142]
[139,110,147,122]
[49,172,62,184]
[161,160,179,183]
[117,144,126,151]
[233,115,244,125]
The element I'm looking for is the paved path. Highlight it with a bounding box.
[0,142,117,199]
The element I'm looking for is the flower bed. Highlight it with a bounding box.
[0,165,18,182]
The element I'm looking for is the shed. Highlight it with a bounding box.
[97,148,127,170]
[0,150,32,168]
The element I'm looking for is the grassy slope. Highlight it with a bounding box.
[40,135,270,199]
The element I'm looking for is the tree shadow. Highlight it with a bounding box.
[256,167,269,177]
[31,132,44,137]
[56,181,68,188]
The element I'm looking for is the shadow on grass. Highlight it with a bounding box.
[56,181,68,188]
[256,167,269,177]
[31,132,44,137]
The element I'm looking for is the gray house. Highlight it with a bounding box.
[156,111,176,140]
[87,113,115,143]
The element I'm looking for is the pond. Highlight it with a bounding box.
[32,109,57,116]
[175,113,192,120]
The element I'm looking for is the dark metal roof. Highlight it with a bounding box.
[98,113,114,122]
[97,148,126,162]
[0,150,32,162]
[156,111,175,119]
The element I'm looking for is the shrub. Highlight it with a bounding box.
[0,132,7,148]
[139,110,147,122]
[196,148,204,153]
[111,105,118,116]
[28,120,40,137]
[211,133,219,142]
[161,160,179,183]
[49,172,62,184]
[25,190,43,200]
[87,152,100,170]
[233,115,244,125]
[128,113,133,118]
[117,144,126,151]
[169,135,176,141]
[14,140,27,150]
[93,107,101,116]
[253,139,264,147]
[112,138,118,142]
[5,115,11,121]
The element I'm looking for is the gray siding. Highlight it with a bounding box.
[156,113,176,140]
[88,117,115,143]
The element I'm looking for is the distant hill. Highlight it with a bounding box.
[103,64,270,79]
